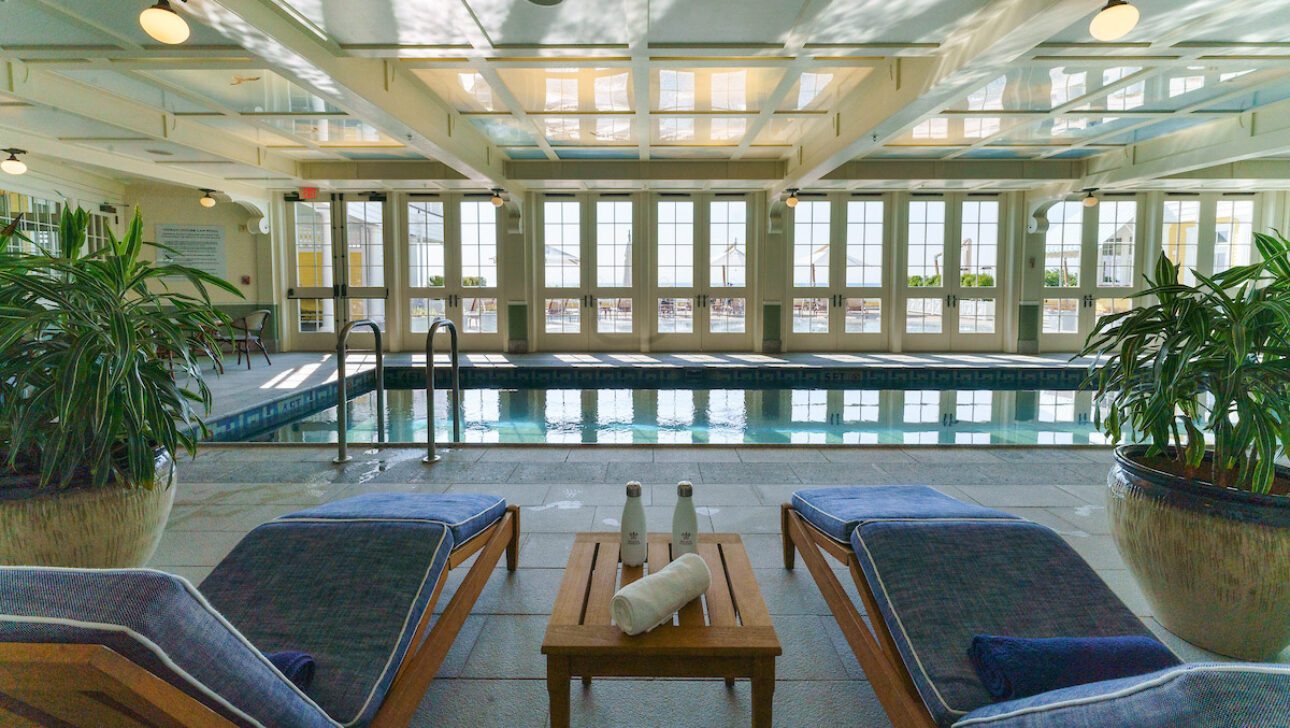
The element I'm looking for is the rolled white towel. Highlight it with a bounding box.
[610,552,712,636]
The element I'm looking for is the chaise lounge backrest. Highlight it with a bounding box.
[0,567,338,728]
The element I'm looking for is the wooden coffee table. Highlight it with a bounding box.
[542,532,781,728]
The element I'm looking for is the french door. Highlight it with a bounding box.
[1039,197,1143,352]
[405,194,505,351]
[649,194,754,351]
[785,194,891,351]
[286,194,389,351]
[536,194,639,351]
[900,195,1005,352]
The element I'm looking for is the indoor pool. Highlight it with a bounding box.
[223,387,1113,446]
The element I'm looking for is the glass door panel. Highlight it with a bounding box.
[539,198,588,349]
[407,197,448,340]
[704,197,752,348]
[1038,200,1088,351]
[838,198,889,348]
[949,198,1002,349]
[455,199,503,347]
[651,197,701,349]
[786,199,833,348]
[590,198,638,349]
[286,199,337,349]
[900,198,949,350]
[342,198,388,347]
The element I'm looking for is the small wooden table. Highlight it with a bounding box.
[541,532,782,728]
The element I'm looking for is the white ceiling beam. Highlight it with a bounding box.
[822,159,1082,181]
[1,60,300,178]
[187,0,503,184]
[1164,159,1290,180]
[0,124,271,199]
[779,0,1104,194]
[625,0,650,161]
[1083,96,1290,188]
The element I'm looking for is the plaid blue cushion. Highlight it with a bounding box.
[851,520,1160,728]
[280,492,507,545]
[952,663,1290,727]
[0,568,337,728]
[793,485,1018,542]
[200,520,452,728]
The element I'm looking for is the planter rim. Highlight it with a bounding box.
[1113,444,1290,510]
[0,448,174,503]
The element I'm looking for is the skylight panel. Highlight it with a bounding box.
[1050,68,1087,107]
[796,72,832,109]
[545,77,579,111]
[711,70,747,111]
[458,72,494,111]
[658,117,695,141]
[594,72,630,112]
[659,70,695,111]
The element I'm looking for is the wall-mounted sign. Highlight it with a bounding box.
[155,224,226,279]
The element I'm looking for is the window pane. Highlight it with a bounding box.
[792,298,829,333]
[1042,298,1079,333]
[846,199,884,287]
[1095,297,1131,321]
[298,298,334,333]
[294,201,332,288]
[347,297,385,329]
[793,200,830,287]
[904,390,940,423]
[710,200,747,287]
[410,298,447,333]
[408,201,445,287]
[2,192,62,254]
[460,201,497,287]
[709,297,745,333]
[1044,201,1082,287]
[1214,199,1254,272]
[545,298,581,333]
[1162,198,1199,284]
[596,200,633,287]
[657,297,694,332]
[657,200,694,287]
[959,200,998,288]
[597,297,633,333]
[791,390,828,422]
[905,298,943,333]
[843,390,879,422]
[906,200,945,287]
[956,391,992,423]
[462,297,498,333]
[958,298,995,334]
[1097,199,1136,288]
[346,201,384,288]
[544,200,581,288]
[844,298,881,333]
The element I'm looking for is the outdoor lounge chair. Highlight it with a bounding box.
[781,485,1290,727]
[0,492,520,728]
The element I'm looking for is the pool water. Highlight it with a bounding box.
[228,387,1114,446]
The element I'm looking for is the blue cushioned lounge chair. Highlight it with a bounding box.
[781,486,1290,728]
[0,492,520,728]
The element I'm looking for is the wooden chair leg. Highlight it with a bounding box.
[506,505,520,571]
[256,340,271,366]
[781,503,797,570]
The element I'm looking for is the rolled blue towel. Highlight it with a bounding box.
[264,651,316,691]
[968,635,1180,701]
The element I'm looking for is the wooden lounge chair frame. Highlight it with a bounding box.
[0,506,521,728]
[781,503,938,728]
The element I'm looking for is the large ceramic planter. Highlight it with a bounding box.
[1108,445,1290,661]
[0,450,176,568]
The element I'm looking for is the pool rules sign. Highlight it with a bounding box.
[155,225,226,278]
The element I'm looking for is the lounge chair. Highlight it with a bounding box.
[0,492,520,728]
[781,485,1290,727]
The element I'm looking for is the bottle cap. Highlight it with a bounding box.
[677,481,693,497]
[625,481,642,497]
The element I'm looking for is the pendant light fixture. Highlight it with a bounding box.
[1,149,27,176]
[785,189,799,208]
[140,0,191,45]
[1082,189,1099,208]
[199,189,218,208]
[490,188,505,207]
[1089,0,1140,42]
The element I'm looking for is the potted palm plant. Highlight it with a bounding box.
[0,207,238,567]
[1080,231,1290,661]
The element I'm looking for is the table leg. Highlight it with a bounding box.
[548,656,571,728]
[582,676,592,687]
[725,677,735,688]
[751,659,774,728]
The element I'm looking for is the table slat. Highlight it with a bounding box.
[697,542,736,627]
[549,540,597,626]
[583,542,621,626]
[720,542,772,627]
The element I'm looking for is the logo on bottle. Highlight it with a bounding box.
[627,530,640,544]
[680,531,692,542]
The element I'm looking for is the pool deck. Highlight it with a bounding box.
[193,351,1094,420]
[155,443,1290,728]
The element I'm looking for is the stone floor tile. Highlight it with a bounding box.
[605,463,704,485]
[788,463,891,485]
[509,463,608,484]
[446,483,549,506]
[148,530,246,568]
[699,463,801,485]
[708,506,785,534]
[653,483,755,506]
[770,614,849,679]
[754,568,831,615]
[654,448,743,463]
[954,484,1086,508]
[1046,504,1112,535]
[481,448,570,463]
[566,447,654,463]
[414,679,549,728]
[460,615,550,678]
[166,504,297,532]
[520,502,597,532]
[820,448,916,464]
[739,449,826,463]
[591,506,713,533]
[519,533,576,568]
[546,483,642,506]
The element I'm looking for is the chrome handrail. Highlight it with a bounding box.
[333,319,385,464]
[423,317,461,464]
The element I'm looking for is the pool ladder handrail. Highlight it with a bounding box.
[424,317,462,464]
[333,319,385,464]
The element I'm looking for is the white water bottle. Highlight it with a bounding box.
[672,481,698,556]
[621,481,647,567]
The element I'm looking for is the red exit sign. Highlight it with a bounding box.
[300,187,318,200]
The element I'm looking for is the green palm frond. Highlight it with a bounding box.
[0,207,242,490]
[1078,230,1290,494]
